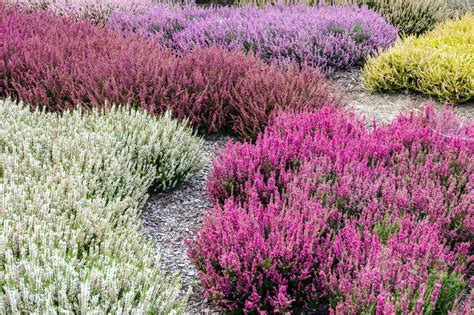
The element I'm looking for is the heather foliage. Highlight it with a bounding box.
[320,0,457,36]
[0,99,204,312]
[363,13,474,104]
[0,5,335,139]
[188,107,473,313]
[5,0,156,24]
[107,4,397,73]
[233,0,464,36]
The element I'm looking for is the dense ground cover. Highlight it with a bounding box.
[5,0,157,24]
[363,13,474,104]
[0,5,336,139]
[108,4,397,73]
[9,0,472,36]
[188,106,474,313]
[0,99,203,312]
[201,0,470,36]
[1,0,473,313]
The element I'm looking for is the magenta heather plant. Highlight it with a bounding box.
[187,194,333,312]
[188,107,473,313]
[325,221,467,314]
[107,4,398,73]
[0,5,336,139]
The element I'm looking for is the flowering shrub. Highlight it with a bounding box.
[5,0,156,24]
[318,0,456,36]
[188,106,473,313]
[0,98,203,312]
[107,4,397,73]
[363,13,474,104]
[0,5,335,139]
[210,0,460,36]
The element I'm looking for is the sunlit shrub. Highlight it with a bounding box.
[5,0,156,24]
[231,0,460,36]
[0,99,203,312]
[188,106,473,313]
[362,13,474,104]
[0,5,336,139]
[108,4,397,73]
[356,0,455,36]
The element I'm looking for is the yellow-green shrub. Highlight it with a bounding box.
[362,13,474,104]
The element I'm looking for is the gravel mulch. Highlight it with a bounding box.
[142,134,231,314]
[142,69,474,314]
[328,68,474,123]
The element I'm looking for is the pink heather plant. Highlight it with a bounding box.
[188,106,473,313]
[0,5,337,139]
[5,0,157,24]
[107,4,398,73]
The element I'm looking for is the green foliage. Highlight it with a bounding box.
[362,13,474,104]
[0,99,203,313]
[373,216,399,245]
[359,0,455,36]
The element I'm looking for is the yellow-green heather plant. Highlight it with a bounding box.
[362,13,474,104]
[0,99,203,313]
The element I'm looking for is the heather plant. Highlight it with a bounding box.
[361,0,454,35]
[107,4,397,73]
[5,0,157,24]
[0,5,336,139]
[188,106,473,313]
[232,0,462,36]
[0,98,204,312]
[363,13,474,104]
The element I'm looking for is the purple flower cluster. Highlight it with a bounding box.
[0,5,336,139]
[187,106,473,313]
[107,4,398,73]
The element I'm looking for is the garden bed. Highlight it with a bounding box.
[1,1,473,313]
[144,69,474,314]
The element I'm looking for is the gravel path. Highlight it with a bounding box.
[142,135,231,314]
[142,69,474,314]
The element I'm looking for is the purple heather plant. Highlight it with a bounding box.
[188,106,473,313]
[107,4,398,73]
[0,5,337,139]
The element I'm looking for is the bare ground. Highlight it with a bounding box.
[142,69,474,314]
[328,68,474,123]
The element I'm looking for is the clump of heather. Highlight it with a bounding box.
[107,4,398,73]
[0,99,204,312]
[188,106,473,313]
[5,0,157,24]
[0,5,336,139]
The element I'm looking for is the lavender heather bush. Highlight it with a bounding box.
[188,107,473,313]
[107,4,398,73]
[0,5,336,139]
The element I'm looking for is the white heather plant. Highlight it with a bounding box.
[0,99,203,313]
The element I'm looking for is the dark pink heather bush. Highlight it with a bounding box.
[187,107,474,313]
[0,5,336,139]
